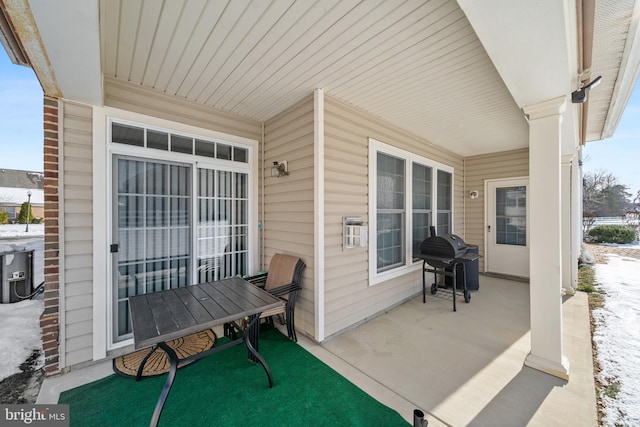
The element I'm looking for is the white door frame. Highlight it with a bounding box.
[484,176,530,277]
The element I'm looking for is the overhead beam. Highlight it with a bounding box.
[1,0,60,96]
[3,0,103,104]
[457,0,577,108]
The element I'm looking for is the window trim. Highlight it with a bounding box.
[368,138,454,286]
[93,106,259,354]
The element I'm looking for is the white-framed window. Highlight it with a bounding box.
[109,119,253,342]
[6,207,17,220]
[369,138,454,285]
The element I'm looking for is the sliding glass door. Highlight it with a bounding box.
[112,158,250,342]
[196,168,248,283]
[113,157,191,339]
[110,118,253,343]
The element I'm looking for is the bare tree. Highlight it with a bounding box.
[583,170,632,217]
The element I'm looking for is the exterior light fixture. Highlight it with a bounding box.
[25,190,32,232]
[271,161,288,177]
[469,190,479,200]
[571,75,602,104]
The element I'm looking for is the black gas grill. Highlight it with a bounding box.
[417,227,481,311]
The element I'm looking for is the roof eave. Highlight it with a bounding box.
[599,6,640,141]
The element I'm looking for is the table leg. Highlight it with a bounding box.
[244,313,274,388]
[136,346,157,381]
[150,342,179,427]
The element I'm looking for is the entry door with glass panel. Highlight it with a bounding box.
[486,178,530,278]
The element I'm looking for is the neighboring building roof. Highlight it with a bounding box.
[0,169,44,189]
[0,187,44,205]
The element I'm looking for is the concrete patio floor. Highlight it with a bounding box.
[303,275,598,426]
[38,275,597,426]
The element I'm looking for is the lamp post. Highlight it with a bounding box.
[25,190,32,232]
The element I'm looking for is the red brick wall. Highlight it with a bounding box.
[41,95,60,375]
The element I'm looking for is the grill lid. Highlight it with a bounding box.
[419,233,468,261]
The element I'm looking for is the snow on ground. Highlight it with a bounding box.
[0,226,45,383]
[592,254,640,426]
[0,224,44,239]
[601,240,640,250]
[0,299,44,381]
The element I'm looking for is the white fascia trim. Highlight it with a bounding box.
[29,0,102,104]
[602,0,640,139]
[314,89,325,342]
[92,105,108,361]
[368,138,454,286]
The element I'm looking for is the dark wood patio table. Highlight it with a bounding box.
[129,277,285,427]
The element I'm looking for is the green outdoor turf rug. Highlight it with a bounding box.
[59,328,410,427]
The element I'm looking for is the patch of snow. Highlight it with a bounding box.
[580,242,596,264]
[0,224,44,238]
[0,299,44,381]
[592,254,640,426]
[600,241,640,249]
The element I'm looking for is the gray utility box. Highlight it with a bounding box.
[1,250,34,303]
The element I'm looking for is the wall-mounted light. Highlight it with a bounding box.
[271,160,288,177]
[571,75,602,104]
[469,190,479,200]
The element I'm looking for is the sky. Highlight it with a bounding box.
[0,49,43,172]
[0,47,638,197]
[582,81,640,198]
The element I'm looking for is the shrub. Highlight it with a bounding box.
[588,225,637,244]
[0,210,8,224]
[17,202,35,224]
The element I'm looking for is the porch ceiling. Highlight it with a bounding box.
[9,0,638,155]
[99,0,528,156]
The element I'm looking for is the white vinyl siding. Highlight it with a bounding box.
[57,79,265,366]
[463,148,529,272]
[323,95,463,338]
[104,77,262,141]
[62,101,94,366]
[263,95,315,339]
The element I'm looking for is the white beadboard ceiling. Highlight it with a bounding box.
[99,0,528,156]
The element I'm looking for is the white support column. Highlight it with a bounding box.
[523,96,570,380]
[571,152,582,289]
[562,154,575,294]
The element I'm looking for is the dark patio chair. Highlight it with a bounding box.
[246,253,305,342]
